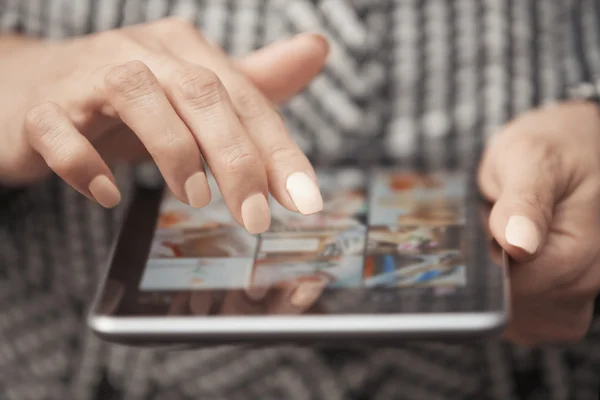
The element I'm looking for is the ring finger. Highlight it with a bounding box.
[165,30,324,215]
[25,102,122,208]
[165,64,271,234]
[104,60,210,208]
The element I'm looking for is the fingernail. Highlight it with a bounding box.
[286,172,323,215]
[296,32,330,54]
[505,215,540,254]
[89,175,121,208]
[184,171,210,208]
[241,193,271,234]
[297,32,328,43]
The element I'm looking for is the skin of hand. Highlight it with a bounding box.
[0,18,329,234]
[478,101,600,345]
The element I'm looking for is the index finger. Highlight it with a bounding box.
[165,30,325,216]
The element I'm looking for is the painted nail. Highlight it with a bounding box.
[505,215,540,254]
[297,32,330,50]
[286,172,323,215]
[184,171,211,208]
[89,175,121,208]
[241,193,271,234]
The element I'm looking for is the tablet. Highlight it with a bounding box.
[88,168,509,345]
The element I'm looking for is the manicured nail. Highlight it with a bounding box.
[286,172,323,215]
[89,175,121,208]
[297,32,329,49]
[184,171,210,208]
[241,193,271,234]
[505,215,540,254]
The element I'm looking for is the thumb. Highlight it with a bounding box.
[485,142,560,262]
[235,33,329,104]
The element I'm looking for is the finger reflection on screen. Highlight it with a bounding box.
[189,291,213,315]
[289,279,328,308]
[220,289,270,315]
[168,292,191,315]
[265,273,329,315]
[214,274,329,316]
[245,285,268,301]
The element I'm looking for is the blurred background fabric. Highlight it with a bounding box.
[0,1,600,399]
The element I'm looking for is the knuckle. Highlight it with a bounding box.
[265,145,305,172]
[105,61,156,99]
[268,144,302,161]
[158,133,187,149]
[533,140,561,173]
[25,102,62,140]
[520,135,562,177]
[153,17,197,35]
[90,29,139,55]
[47,145,86,175]
[233,87,272,120]
[153,135,193,159]
[517,191,552,225]
[221,140,259,173]
[175,68,227,109]
[517,191,544,210]
[509,134,550,165]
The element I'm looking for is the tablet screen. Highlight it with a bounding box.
[141,169,466,291]
[97,168,506,317]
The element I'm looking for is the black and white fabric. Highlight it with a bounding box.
[1,1,600,399]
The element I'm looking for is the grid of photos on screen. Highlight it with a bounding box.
[140,176,258,292]
[364,170,467,293]
[249,169,368,292]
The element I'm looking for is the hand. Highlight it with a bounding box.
[0,18,328,234]
[478,102,600,345]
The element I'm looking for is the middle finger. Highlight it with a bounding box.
[166,64,271,234]
[165,30,324,215]
[104,60,210,207]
